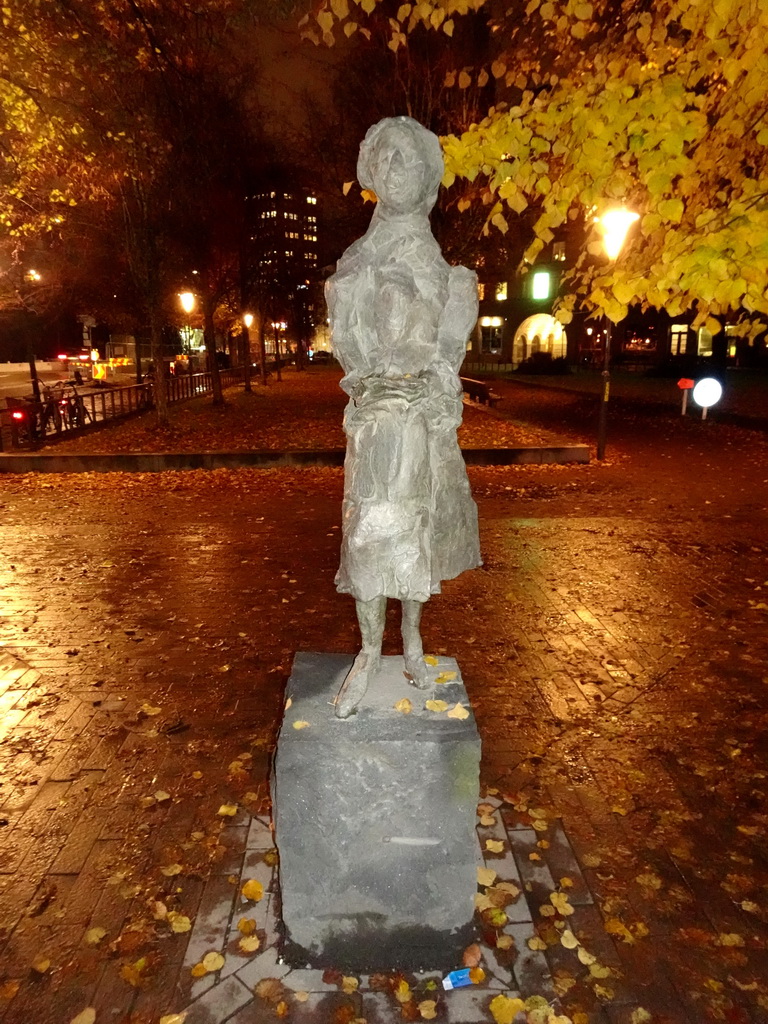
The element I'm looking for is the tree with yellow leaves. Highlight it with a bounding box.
[306,0,768,339]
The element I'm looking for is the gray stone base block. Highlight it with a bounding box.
[272,652,481,972]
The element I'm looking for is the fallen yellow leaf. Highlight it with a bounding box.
[394,698,413,713]
[604,917,635,943]
[462,942,482,967]
[161,863,183,877]
[241,879,265,902]
[425,699,448,712]
[394,978,412,1003]
[477,866,497,886]
[0,980,20,1001]
[167,913,191,934]
[341,976,359,994]
[238,917,257,935]
[496,934,513,950]
[468,966,485,984]
[489,993,526,1024]
[31,956,50,974]
[201,951,225,973]
[550,891,574,916]
[418,998,437,1019]
[292,720,310,730]
[140,704,162,716]
[84,927,106,946]
[70,1011,97,1024]
[485,839,504,853]
[190,963,207,978]
[479,813,496,826]
[154,790,171,803]
[294,991,309,1002]
[434,670,457,683]
[527,936,547,950]
[239,935,261,953]
[446,703,469,720]
[159,1015,188,1024]
[217,804,238,817]
[424,655,439,666]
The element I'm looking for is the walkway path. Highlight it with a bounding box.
[0,389,767,1023]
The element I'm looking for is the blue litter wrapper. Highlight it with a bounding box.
[442,968,473,990]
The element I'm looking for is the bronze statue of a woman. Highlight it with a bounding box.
[327,116,481,719]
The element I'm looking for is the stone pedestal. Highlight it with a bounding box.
[272,652,481,972]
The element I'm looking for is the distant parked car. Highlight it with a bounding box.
[311,350,334,364]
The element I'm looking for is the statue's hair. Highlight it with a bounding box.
[357,116,444,213]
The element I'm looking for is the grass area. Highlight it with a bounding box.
[44,368,569,455]
[508,367,768,418]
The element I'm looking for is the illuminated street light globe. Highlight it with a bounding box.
[598,208,640,261]
[243,313,254,328]
[179,291,195,314]
[692,377,723,409]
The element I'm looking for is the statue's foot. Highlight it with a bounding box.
[404,646,431,690]
[335,650,380,719]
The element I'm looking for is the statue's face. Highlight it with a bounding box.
[371,130,426,213]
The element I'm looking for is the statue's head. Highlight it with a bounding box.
[357,116,444,216]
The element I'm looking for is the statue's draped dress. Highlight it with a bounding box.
[327,212,482,603]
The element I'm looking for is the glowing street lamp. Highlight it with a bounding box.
[598,209,640,261]
[692,377,723,420]
[179,292,196,355]
[595,206,639,461]
[242,313,254,393]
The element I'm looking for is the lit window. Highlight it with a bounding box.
[304,234,317,241]
[307,196,317,204]
[670,323,689,356]
[553,241,566,262]
[477,282,485,300]
[270,191,275,198]
[495,282,507,301]
[284,193,291,199]
[285,250,293,256]
[308,215,317,224]
[532,272,550,300]
[480,317,504,353]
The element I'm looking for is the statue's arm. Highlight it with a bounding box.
[437,265,479,374]
[427,266,478,417]
[326,265,374,396]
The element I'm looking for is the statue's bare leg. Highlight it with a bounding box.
[402,599,430,689]
[335,596,386,719]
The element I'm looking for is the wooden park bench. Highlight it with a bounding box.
[460,376,502,408]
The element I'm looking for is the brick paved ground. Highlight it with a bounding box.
[1,387,767,1024]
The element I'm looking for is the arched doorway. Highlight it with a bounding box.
[513,314,567,367]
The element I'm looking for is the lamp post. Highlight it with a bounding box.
[596,208,639,461]
[242,313,253,393]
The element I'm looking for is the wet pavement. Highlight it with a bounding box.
[0,384,767,1024]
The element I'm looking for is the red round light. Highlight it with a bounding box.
[12,410,24,420]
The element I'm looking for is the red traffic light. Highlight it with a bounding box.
[11,410,25,420]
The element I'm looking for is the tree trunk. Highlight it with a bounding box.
[259,319,268,386]
[204,302,224,404]
[149,306,169,426]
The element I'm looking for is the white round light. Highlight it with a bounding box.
[692,377,722,408]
